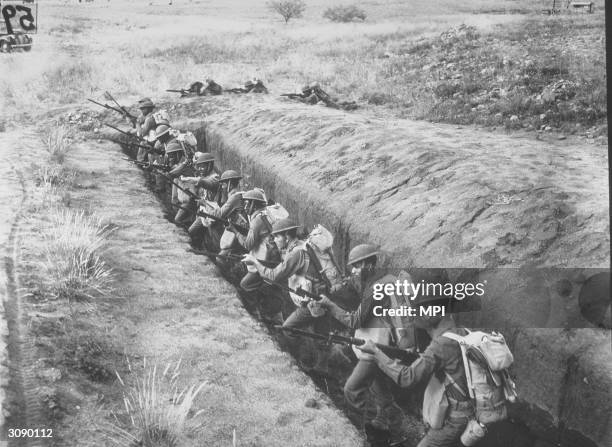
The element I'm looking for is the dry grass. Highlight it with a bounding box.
[40,208,114,303]
[106,358,209,447]
[1,0,604,134]
[42,124,73,163]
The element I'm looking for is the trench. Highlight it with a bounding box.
[116,122,603,447]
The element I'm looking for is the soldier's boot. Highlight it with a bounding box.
[386,403,411,447]
[364,420,391,447]
[370,406,390,432]
[311,347,331,376]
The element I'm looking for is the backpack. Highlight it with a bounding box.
[263,203,289,226]
[443,330,518,425]
[153,109,171,124]
[304,224,343,292]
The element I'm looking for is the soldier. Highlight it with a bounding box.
[201,169,247,256]
[200,78,223,96]
[356,294,472,447]
[246,78,268,94]
[134,98,159,162]
[182,153,222,248]
[236,189,282,323]
[318,244,410,446]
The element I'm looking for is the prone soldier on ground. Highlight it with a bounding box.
[281,82,358,111]
[225,78,269,94]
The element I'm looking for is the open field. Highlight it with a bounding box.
[0,0,606,137]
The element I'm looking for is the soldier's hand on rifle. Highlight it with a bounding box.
[318,294,333,307]
[241,253,256,265]
[356,339,378,355]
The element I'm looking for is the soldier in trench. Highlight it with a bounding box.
[235,189,283,323]
[318,244,412,446]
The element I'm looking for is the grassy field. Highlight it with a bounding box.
[0,0,606,136]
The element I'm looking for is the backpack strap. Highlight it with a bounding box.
[442,331,475,399]
[304,242,332,291]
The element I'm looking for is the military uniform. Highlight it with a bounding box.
[371,319,473,447]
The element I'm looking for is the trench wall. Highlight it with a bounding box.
[172,99,609,447]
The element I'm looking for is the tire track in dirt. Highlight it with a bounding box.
[0,131,46,447]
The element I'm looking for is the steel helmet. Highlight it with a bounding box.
[138,97,155,109]
[194,152,215,165]
[271,218,300,235]
[220,170,242,182]
[242,189,267,203]
[155,123,172,139]
[165,140,183,154]
[347,244,378,266]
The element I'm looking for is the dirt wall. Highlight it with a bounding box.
[172,94,610,446]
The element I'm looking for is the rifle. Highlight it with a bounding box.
[280,93,305,99]
[88,98,136,125]
[103,122,147,142]
[196,210,249,235]
[154,170,199,198]
[225,87,248,94]
[104,91,138,124]
[275,326,419,364]
[122,157,149,167]
[263,279,322,302]
[187,248,278,268]
[166,89,191,96]
[113,139,157,152]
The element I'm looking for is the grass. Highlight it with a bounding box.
[0,0,604,135]
[40,208,114,303]
[106,358,209,447]
[42,124,73,163]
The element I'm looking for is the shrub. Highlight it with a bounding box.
[42,124,73,164]
[323,5,366,22]
[106,359,209,447]
[267,0,306,24]
[41,209,114,302]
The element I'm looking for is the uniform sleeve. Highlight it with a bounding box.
[210,193,240,220]
[374,341,439,388]
[242,215,266,251]
[197,174,219,191]
[259,249,306,283]
[327,292,382,329]
[169,159,188,177]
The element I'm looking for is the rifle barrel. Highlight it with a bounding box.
[275,326,418,363]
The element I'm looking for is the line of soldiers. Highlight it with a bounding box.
[109,97,503,447]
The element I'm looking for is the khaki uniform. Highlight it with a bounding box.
[373,319,473,447]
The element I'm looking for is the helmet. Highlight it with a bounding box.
[138,98,155,109]
[271,218,300,235]
[194,152,215,165]
[165,140,183,154]
[220,170,242,182]
[242,189,267,203]
[347,244,378,266]
[245,79,255,87]
[155,124,172,139]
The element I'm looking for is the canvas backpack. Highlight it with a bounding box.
[442,330,518,425]
[304,224,343,292]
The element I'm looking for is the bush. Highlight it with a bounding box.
[267,0,306,24]
[106,359,209,447]
[42,124,73,164]
[323,5,366,22]
[41,209,114,302]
